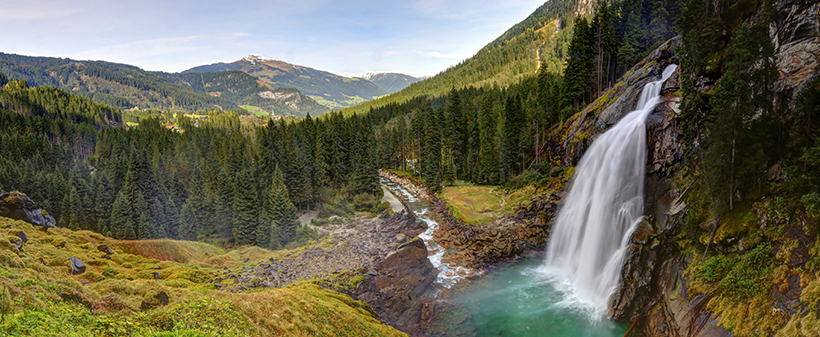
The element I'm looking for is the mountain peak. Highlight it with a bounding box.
[241,53,279,65]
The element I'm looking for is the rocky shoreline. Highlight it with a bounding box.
[378,169,557,271]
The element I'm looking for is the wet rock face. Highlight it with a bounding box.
[558,36,682,167]
[0,191,56,228]
[356,238,436,337]
[770,0,820,100]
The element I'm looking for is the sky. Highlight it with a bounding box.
[1,0,546,77]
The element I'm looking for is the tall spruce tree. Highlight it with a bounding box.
[268,166,299,245]
[178,201,199,241]
[232,169,258,245]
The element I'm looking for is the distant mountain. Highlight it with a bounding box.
[159,71,328,117]
[0,53,326,116]
[184,54,387,109]
[358,72,426,94]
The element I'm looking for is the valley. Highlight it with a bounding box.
[1,0,819,336]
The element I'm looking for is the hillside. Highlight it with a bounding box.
[358,72,425,95]
[158,71,329,117]
[0,215,404,336]
[338,0,585,116]
[0,53,326,116]
[185,54,387,109]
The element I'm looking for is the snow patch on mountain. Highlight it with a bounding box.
[242,53,280,65]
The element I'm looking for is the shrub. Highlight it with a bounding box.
[352,193,379,212]
[320,195,354,218]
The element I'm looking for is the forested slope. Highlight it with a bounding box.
[341,0,680,116]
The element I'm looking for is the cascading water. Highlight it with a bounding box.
[543,64,678,315]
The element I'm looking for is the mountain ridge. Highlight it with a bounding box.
[0,52,327,117]
[184,54,388,109]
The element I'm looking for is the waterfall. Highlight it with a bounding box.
[544,64,678,315]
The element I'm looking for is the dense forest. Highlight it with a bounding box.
[0,70,382,249]
[366,0,681,190]
[341,0,681,117]
[0,0,683,248]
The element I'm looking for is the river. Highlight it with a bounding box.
[380,179,628,337]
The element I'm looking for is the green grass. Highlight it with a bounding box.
[0,217,405,336]
[238,105,271,116]
[440,184,538,224]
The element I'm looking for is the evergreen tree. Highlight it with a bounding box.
[178,201,199,241]
[501,94,524,181]
[702,23,776,216]
[479,94,500,184]
[255,211,271,248]
[214,168,234,237]
[232,169,258,245]
[268,166,299,245]
[423,108,442,190]
[109,192,136,240]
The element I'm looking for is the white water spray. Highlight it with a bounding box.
[543,64,678,315]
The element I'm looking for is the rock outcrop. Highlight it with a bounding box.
[356,238,436,337]
[770,0,820,106]
[0,191,56,228]
[556,37,682,167]
[434,193,559,270]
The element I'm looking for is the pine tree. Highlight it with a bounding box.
[254,211,271,248]
[268,166,299,245]
[215,168,234,238]
[444,88,466,176]
[501,94,524,181]
[423,108,442,190]
[232,170,258,246]
[703,23,776,216]
[178,201,199,241]
[479,94,500,184]
[92,171,115,226]
[109,192,136,240]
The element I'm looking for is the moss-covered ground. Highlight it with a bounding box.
[0,217,405,336]
[678,177,820,337]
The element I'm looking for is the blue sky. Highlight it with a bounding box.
[2,0,546,77]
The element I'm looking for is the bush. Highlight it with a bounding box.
[352,193,379,212]
[319,195,354,218]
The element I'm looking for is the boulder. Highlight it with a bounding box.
[97,244,114,255]
[0,191,56,228]
[16,232,27,244]
[68,257,86,275]
[140,299,158,311]
[356,237,436,337]
[154,290,169,305]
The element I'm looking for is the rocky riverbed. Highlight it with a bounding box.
[214,210,426,292]
[379,169,559,271]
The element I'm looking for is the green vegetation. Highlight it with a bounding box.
[0,217,404,336]
[366,0,680,193]
[673,0,820,335]
[0,76,381,250]
[341,0,679,117]
[239,105,270,116]
[0,53,327,117]
[441,185,538,224]
[184,57,386,110]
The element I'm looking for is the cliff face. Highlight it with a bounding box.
[552,1,819,335]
